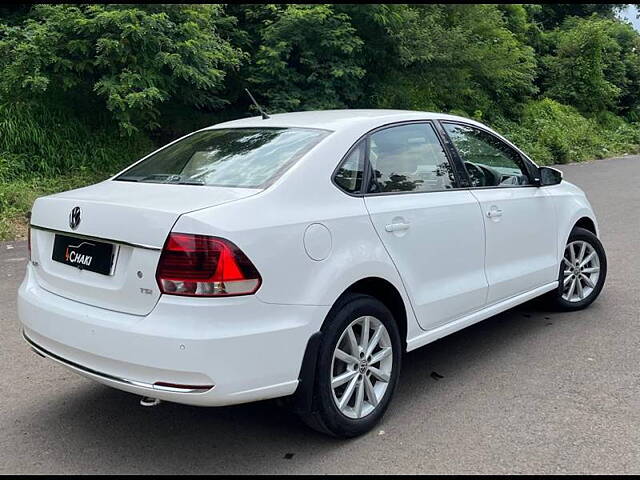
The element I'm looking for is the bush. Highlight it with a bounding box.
[1,4,640,241]
[493,99,640,165]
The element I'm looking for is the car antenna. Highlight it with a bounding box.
[245,88,270,120]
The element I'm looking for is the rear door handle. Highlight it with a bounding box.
[385,222,410,232]
[486,208,503,218]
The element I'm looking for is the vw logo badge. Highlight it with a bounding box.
[69,206,82,230]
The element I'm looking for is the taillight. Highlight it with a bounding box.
[27,225,31,260]
[156,233,261,297]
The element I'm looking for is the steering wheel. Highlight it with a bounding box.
[464,162,488,187]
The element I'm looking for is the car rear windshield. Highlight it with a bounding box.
[115,127,330,188]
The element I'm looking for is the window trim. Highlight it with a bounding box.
[331,120,469,197]
[438,120,541,190]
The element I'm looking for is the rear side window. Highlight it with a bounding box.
[368,123,456,193]
[334,142,366,194]
[116,128,330,188]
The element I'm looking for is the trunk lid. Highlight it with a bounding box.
[29,180,259,315]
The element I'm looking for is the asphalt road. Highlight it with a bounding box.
[1,156,639,474]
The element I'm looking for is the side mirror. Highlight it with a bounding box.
[537,166,563,186]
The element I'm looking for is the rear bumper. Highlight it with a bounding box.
[18,263,328,406]
[23,331,213,394]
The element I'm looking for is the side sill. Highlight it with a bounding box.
[406,282,558,352]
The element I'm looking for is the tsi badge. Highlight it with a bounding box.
[69,206,82,230]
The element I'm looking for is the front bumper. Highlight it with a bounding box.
[18,263,328,406]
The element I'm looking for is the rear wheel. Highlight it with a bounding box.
[299,294,402,438]
[547,227,607,311]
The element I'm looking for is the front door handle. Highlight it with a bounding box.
[385,222,410,232]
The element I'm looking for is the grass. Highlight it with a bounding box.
[0,99,154,241]
[3,142,638,242]
[0,173,109,240]
[0,101,152,181]
[1,98,639,242]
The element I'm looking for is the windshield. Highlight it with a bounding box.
[115,127,330,188]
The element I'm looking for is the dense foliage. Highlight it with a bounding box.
[1,4,640,238]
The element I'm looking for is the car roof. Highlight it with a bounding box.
[206,109,482,132]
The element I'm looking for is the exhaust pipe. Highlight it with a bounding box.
[140,396,161,407]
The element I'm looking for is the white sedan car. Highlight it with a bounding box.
[18,110,607,437]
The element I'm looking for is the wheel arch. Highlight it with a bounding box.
[292,276,411,415]
[573,216,598,236]
[332,277,408,351]
[556,207,599,264]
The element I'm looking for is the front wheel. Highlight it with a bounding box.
[299,294,402,438]
[547,227,607,311]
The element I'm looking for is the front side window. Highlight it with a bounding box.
[116,127,330,188]
[443,123,530,187]
[367,123,456,193]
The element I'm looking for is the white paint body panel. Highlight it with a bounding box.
[19,264,327,406]
[31,180,259,248]
[470,187,558,304]
[365,191,488,330]
[29,181,259,315]
[18,109,600,407]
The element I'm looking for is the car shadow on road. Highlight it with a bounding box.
[19,299,576,473]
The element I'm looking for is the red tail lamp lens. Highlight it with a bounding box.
[156,233,261,297]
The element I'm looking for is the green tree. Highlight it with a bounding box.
[2,3,640,190]
[599,18,640,121]
[0,4,244,134]
[243,4,365,112]
[354,4,537,120]
[544,17,622,115]
[532,4,625,29]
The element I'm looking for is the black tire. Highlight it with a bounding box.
[546,227,607,311]
[298,293,402,438]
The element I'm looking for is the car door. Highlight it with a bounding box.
[362,122,488,331]
[441,121,558,305]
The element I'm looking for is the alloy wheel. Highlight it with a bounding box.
[562,240,600,303]
[330,315,393,419]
